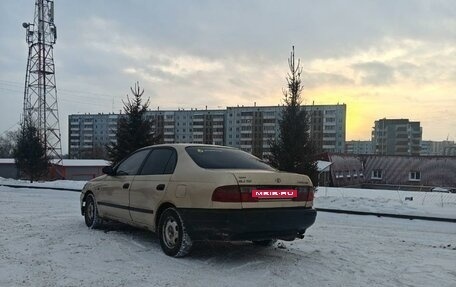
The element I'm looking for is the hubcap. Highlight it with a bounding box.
[163,217,179,249]
[86,200,94,223]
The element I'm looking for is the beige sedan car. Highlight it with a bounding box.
[80,144,317,257]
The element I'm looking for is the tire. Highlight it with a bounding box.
[84,194,102,229]
[158,208,193,257]
[252,239,277,247]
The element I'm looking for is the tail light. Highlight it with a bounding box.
[212,185,241,202]
[211,185,258,202]
[293,186,315,202]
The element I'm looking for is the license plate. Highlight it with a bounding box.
[251,189,297,199]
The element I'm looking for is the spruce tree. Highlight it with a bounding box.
[106,82,161,163]
[13,122,49,182]
[269,46,318,183]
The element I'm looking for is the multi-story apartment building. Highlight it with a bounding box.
[223,106,280,158]
[345,140,373,155]
[420,140,456,156]
[68,104,346,159]
[68,113,119,158]
[308,104,346,153]
[223,104,346,157]
[371,119,422,156]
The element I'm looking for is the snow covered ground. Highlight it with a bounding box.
[1,185,455,287]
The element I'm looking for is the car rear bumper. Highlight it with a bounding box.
[179,207,317,241]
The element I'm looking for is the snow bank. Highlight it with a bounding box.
[315,187,456,219]
[0,177,86,190]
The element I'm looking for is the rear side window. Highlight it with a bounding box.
[185,146,274,170]
[140,148,177,175]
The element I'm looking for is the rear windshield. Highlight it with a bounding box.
[185,146,275,170]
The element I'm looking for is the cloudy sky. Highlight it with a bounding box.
[1,0,455,153]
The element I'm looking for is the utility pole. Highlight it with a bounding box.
[22,0,62,163]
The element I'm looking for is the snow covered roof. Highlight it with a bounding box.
[51,159,111,167]
[317,160,332,172]
[0,158,110,167]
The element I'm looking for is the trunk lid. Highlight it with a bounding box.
[229,170,314,208]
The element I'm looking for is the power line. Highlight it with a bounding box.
[0,79,115,99]
[0,121,21,136]
[0,83,122,109]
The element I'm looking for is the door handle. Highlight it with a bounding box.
[122,183,130,189]
[156,184,165,191]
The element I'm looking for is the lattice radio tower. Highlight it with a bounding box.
[22,0,62,162]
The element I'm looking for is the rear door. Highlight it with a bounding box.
[129,147,177,226]
[97,149,151,221]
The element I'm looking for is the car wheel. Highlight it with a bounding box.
[252,239,277,247]
[158,208,193,257]
[84,194,102,229]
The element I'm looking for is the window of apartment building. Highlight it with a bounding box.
[263,119,276,124]
[371,170,383,180]
[409,171,421,181]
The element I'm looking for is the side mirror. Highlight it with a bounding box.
[102,166,115,176]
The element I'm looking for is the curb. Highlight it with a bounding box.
[0,184,81,192]
[316,208,456,223]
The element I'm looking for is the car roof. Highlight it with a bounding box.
[112,144,240,167]
[139,143,238,150]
